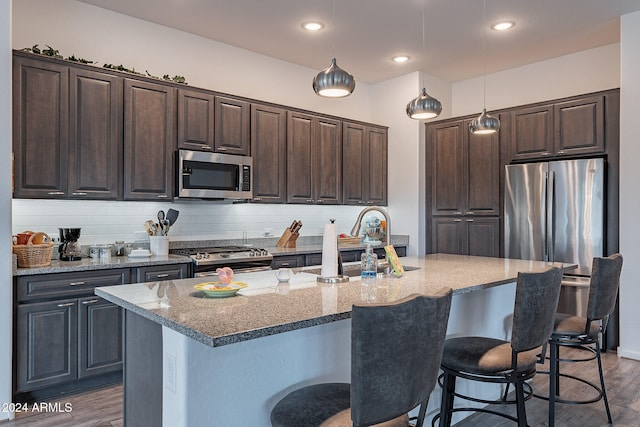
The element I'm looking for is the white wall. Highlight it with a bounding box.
[618,11,640,360]
[1,0,11,420]
[452,43,621,116]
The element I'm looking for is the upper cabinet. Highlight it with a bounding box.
[427,119,500,216]
[177,88,215,152]
[251,103,287,203]
[287,112,342,204]
[342,122,388,206]
[123,79,175,201]
[13,56,69,198]
[214,96,250,156]
[509,94,605,161]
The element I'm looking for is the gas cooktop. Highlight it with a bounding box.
[170,245,272,266]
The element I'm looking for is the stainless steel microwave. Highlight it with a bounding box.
[177,149,252,199]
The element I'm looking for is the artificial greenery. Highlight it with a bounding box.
[21,43,187,84]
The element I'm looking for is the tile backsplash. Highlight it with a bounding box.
[12,199,372,246]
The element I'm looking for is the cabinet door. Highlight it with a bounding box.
[365,126,388,205]
[465,217,500,257]
[342,122,366,205]
[428,122,465,215]
[554,95,604,156]
[16,299,78,392]
[315,117,343,204]
[463,121,500,215]
[431,218,464,255]
[178,88,215,151]
[124,79,175,201]
[287,111,314,203]
[510,104,553,161]
[12,56,69,198]
[251,104,287,203]
[215,96,250,155]
[78,296,123,378]
[69,68,123,200]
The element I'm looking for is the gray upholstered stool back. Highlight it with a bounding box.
[350,288,452,426]
[511,266,563,353]
[586,254,623,327]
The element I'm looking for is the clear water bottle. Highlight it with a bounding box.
[361,244,378,284]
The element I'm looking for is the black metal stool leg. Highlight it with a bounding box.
[515,379,528,427]
[595,340,613,424]
[438,372,456,427]
[548,341,558,427]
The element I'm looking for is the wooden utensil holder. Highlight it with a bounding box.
[276,228,299,248]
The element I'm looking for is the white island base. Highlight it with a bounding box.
[153,282,517,426]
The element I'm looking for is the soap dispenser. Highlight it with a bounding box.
[360,244,378,284]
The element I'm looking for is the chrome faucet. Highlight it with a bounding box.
[350,206,391,269]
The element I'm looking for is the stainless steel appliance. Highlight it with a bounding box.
[170,245,272,277]
[504,158,605,315]
[177,149,252,200]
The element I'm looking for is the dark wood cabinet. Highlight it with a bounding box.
[78,296,123,378]
[215,96,250,155]
[69,68,123,200]
[431,217,499,257]
[251,104,287,203]
[342,122,388,205]
[287,112,342,204]
[16,299,78,392]
[427,119,499,216]
[124,78,176,201]
[178,88,215,151]
[12,56,69,198]
[509,94,605,161]
[135,263,190,283]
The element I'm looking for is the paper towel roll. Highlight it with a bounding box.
[320,223,338,278]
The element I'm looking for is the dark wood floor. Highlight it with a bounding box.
[0,349,638,426]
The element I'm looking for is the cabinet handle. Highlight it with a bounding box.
[465,211,475,215]
[454,211,463,215]
[57,302,75,307]
[48,191,64,195]
[217,147,228,151]
[453,219,463,222]
[156,273,170,278]
[280,263,290,267]
[69,281,86,286]
[557,150,566,154]
[541,152,551,156]
[306,199,314,203]
[72,192,87,196]
[82,299,99,305]
[254,197,262,201]
[466,219,475,222]
[316,200,323,203]
[157,195,169,199]
[201,146,212,150]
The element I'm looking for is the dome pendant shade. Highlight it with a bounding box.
[469,108,500,134]
[406,87,442,119]
[313,57,355,98]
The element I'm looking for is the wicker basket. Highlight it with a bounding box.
[12,232,55,268]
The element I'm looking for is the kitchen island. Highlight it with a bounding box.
[96,254,566,426]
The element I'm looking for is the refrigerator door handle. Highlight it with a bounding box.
[546,170,555,263]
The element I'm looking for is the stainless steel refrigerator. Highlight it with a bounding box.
[504,158,605,316]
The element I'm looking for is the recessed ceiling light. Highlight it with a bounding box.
[302,21,324,31]
[391,55,411,64]
[491,21,515,31]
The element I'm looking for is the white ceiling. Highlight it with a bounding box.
[79,0,640,84]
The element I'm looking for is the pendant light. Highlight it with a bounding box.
[469,0,500,135]
[406,0,442,120]
[313,0,355,97]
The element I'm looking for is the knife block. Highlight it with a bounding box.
[276,228,299,248]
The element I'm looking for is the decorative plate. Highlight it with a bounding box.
[194,282,247,298]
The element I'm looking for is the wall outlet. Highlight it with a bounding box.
[164,352,177,394]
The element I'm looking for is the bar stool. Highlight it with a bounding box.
[270,289,453,427]
[433,266,563,427]
[540,253,623,427]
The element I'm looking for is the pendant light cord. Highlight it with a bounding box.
[421,0,425,88]
[482,0,487,109]
[331,0,336,58]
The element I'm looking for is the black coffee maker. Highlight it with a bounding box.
[59,228,82,261]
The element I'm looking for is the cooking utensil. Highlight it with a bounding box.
[144,220,156,236]
[167,208,180,226]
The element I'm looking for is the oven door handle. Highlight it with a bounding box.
[195,265,273,278]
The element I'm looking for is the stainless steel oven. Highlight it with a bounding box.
[177,149,252,200]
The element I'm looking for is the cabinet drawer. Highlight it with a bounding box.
[135,264,190,283]
[16,269,130,303]
[272,255,305,269]
[305,253,323,266]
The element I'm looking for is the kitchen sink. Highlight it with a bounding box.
[306,265,420,277]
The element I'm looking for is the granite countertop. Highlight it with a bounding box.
[14,254,192,276]
[95,254,566,349]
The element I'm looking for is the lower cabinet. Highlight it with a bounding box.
[431,217,499,257]
[78,296,123,378]
[274,246,407,269]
